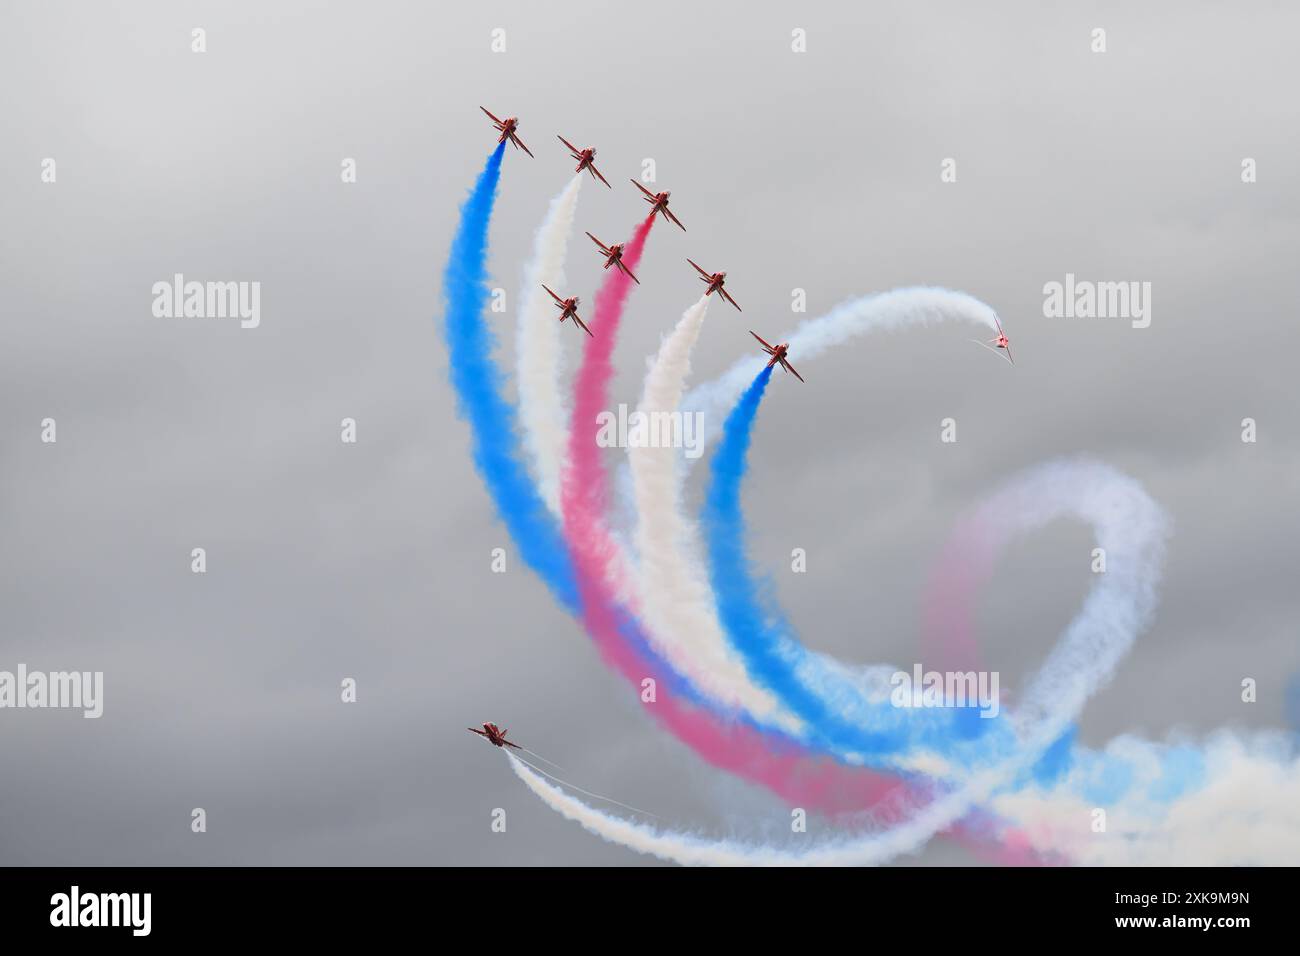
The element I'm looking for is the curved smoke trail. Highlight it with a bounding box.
[702,366,1007,767]
[449,167,1299,863]
[509,743,1033,866]
[627,297,793,727]
[510,458,1174,865]
[923,491,1300,865]
[517,175,583,515]
[447,165,1187,860]
[553,218,935,819]
[682,287,1002,455]
[443,191,922,820]
[441,143,579,611]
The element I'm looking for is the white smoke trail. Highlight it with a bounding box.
[509,736,1036,866]
[513,731,1300,865]
[511,751,660,820]
[682,287,1002,454]
[512,459,1183,864]
[626,297,796,728]
[991,733,1300,865]
[517,175,583,515]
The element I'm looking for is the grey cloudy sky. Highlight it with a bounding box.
[1,1,1297,865]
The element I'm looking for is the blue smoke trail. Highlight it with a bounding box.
[702,366,1007,764]
[440,148,687,694]
[441,142,578,610]
[699,372,1202,811]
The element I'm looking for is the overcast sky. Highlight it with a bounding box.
[1,1,1297,865]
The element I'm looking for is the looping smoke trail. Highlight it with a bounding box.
[521,460,1172,865]
[702,367,1006,766]
[682,287,1002,456]
[453,176,1300,861]
[447,171,1120,859]
[441,143,579,610]
[627,297,792,726]
[517,174,584,515]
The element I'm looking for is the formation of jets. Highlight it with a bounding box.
[469,108,1017,760]
[479,105,1017,383]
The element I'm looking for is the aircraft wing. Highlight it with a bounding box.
[590,164,611,188]
[663,207,685,231]
[686,258,711,279]
[620,262,640,285]
[1003,342,1015,365]
[587,232,611,253]
[719,288,741,311]
[557,134,580,155]
[781,358,805,383]
[631,179,657,199]
[572,314,594,338]
[467,727,488,736]
[502,739,523,750]
[513,134,534,158]
[480,106,502,124]
[541,284,563,304]
[749,330,775,351]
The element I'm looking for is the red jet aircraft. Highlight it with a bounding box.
[480,106,533,157]
[974,315,1014,365]
[542,284,593,337]
[631,180,685,230]
[750,330,805,382]
[467,722,522,749]
[687,259,740,311]
[558,136,610,187]
[587,232,639,284]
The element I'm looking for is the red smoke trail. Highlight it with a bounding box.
[915,507,1066,864]
[920,509,1005,672]
[557,215,908,816]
